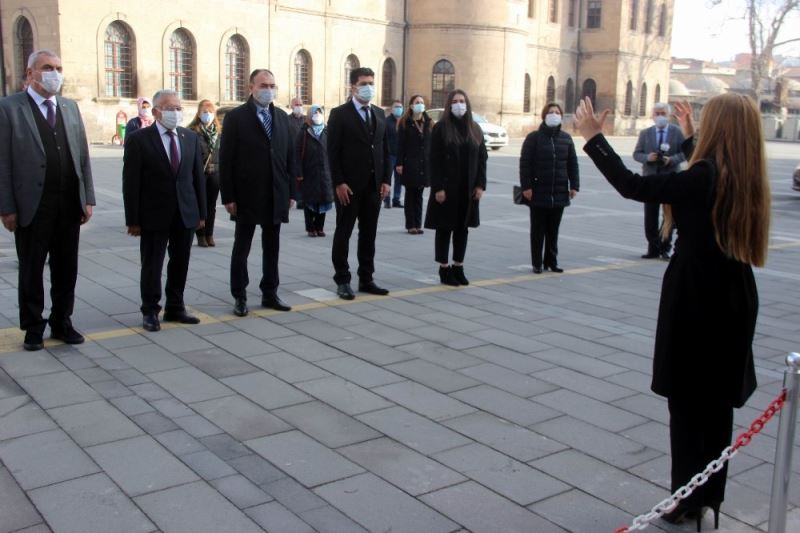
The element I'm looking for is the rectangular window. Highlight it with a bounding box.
[528,0,535,18]
[587,1,602,28]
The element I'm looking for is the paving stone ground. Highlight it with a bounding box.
[0,138,798,533]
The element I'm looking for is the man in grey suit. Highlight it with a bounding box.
[0,50,95,351]
[633,102,685,259]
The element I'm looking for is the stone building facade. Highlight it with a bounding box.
[0,0,673,142]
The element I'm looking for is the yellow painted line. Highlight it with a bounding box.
[0,242,797,354]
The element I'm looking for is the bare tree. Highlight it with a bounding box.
[712,0,800,97]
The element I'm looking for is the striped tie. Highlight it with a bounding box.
[259,108,272,139]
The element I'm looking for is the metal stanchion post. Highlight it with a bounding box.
[768,352,800,533]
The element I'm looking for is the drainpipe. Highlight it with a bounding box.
[574,0,583,112]
[401,0,408,103]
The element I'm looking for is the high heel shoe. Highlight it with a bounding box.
[704,502,721,530]
[661,502,701,528]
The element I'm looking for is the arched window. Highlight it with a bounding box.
[549,0,558,23]
[343,54,360,100]
[104,21,134,98]
[546,76,556,103]
[14,17,34,90]
[645,0,654,34]
[582,78,597,106]
[639,82,648,116]
[654,83,662,104]
[624,81,633,116]
[381,58,396,107]
[658,4,668,36]
[225,35,248,102]
[294,49,312,104]
[565,78,575,113]
[169,29,194,100]
[523,74,531,113]
[587,1,602,28]
[629,0,639,30]
[431,59,455,108]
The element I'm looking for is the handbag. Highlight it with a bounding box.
[513,185,530,205]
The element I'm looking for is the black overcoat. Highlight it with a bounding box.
[294,125,334,206]
[423,121,487,230]
[584,134,757,408]
[519,123,579,208]
[395,116,432,189]
[218,98,295,225]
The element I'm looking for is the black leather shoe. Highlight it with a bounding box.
[358,281,389,295]
[546,265,564,273]
[50,323,85,344]
[660,251,671,260]
[233,298,248,317]
[142,314,161,332]
[392,199,403,208]
[262,294,291,312]
[641,252,659,259]
[163,310,200,324]
[23,331,44,351]
[533,266,543,274]
[337,283,355,300]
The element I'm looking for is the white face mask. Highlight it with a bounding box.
[254,88,276,107]
[450,102,467,118]
[356,84,376,103]
[39,70,64,94]
[545,113,562,127]
[412,103,425,114]
[158,110,182,130]
[200,111,214,124]
[654,115,669,128]
[142,108,153,118]
[292,106,303,116]
[311,113,324,125]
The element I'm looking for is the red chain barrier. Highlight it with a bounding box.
[615,389,787,533]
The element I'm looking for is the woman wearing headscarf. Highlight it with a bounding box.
[395,95,432,234]
[125,97,154,140]
[295,105,334,237]
[424,89,487,286]
[188,100,221,247]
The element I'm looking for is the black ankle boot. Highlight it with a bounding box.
[439,266,459,286]
[451,265,469,285]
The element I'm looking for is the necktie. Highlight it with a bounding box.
[362,105,371,131]
[657,129,664,148]
[44,100,56,129]
[259,108,272,139]
[167,131,180,175]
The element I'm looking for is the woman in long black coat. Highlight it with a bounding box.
[188,99,222,247]
[519,102,579,273]
[395,95,432,234]
[295,105,334,237]
[424,89,487,286]
[575,95,770,529]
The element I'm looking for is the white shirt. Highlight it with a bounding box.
[26,85,57,120]
[351,97,371,123]
[155,121,181,165]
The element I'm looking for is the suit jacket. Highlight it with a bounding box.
[586,133,757,408]
[122,124,206,231]
[219,98,295,225]
[0,91,95,227]
[326,100,391,193]
[633,124,686,176]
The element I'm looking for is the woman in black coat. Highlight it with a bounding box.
[424,89,487,286]
[519,102,579,273]
[395,95,432,234]
[295,105,334,237]
[188,99,221,247]
[575,95,770,529]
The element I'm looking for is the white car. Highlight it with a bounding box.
[427,109,509,150]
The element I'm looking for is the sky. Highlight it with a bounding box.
[670,0,800,62]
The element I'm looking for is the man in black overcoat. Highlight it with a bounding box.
[327,67,392,300]
[219,69,295,317]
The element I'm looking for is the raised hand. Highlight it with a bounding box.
[672,100,694,139]
[573,97,610,142]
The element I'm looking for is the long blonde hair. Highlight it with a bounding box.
[662,93,770,266]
